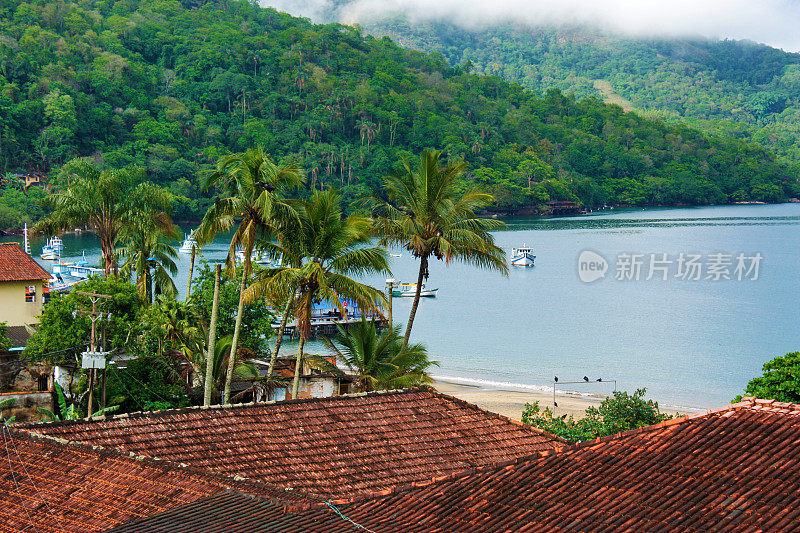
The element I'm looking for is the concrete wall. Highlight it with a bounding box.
[0,280,45,326]
[0,391,52,423]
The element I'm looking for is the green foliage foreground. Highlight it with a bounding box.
[522,388,673,443]
[734,351,800,404]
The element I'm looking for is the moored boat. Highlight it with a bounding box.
[40,236,64,260]
[179,230,199,254]
[391,282,438,298]
[511,246,536,267]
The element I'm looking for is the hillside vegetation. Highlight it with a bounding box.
[0,0,797,226]
[352,16,800,163]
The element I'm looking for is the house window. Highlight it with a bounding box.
[43,286,51,304]
[25,286,36,302]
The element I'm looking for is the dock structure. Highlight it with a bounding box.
[274,315,387,339]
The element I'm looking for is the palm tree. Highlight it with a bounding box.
[246,189,390,398]
[196,147,302,404]
[35,159,172,275]
[118,205,180,303]
[324,319,436,392]
[367,149,508,344]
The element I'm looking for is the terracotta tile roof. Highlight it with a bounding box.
[0,243,50,282]
[19,388,561,499]
[307,397,800,532]
[104,492,359,533]
[0,428,313,533]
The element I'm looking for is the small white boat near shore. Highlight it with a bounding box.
[511,246,536,267]
[40,236,64,260]
[179,230,199,254]
[391,282,438,298]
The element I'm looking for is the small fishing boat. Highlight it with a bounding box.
[391,282,438,298]
[511,246,536,267]
[389,253,402,258]
[179,230,199,254]
[40,236,64,260]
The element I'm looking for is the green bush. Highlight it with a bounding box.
[522,388,672,443]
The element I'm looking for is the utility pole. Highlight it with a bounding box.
[74,291,112,417]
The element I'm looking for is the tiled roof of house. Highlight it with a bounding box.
[0,243,50,282]
[306,397,800,532]
[19,388,561,499]
[0,428,314,533]
[5,325,31,348]
[10,397,800,532]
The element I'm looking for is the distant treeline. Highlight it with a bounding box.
[359,18,800,164]
[0,0,797,228]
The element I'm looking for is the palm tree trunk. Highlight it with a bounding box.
[203,264,221,407]
[101,232,117,276]
[186,246,196,299]
[403,255,428,345]
[267,294,293,380]
[223,259,249,404]
[291,334,306,399]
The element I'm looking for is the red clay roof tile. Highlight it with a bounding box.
[314,399,800,531]
[20,389,561,499]
[0,429,314,533]
[0,243,50,282]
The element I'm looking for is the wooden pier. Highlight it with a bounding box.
[273,316,387,339]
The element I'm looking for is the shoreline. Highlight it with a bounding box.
[432,378,702,421]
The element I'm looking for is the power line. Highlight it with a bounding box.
[1,424,36,532]
[3,425,65,533]
[325,501,377,533]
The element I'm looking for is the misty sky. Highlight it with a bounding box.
[260,0,800,52]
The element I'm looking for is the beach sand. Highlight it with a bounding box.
[433,380,691,421]
[433,380,604,421]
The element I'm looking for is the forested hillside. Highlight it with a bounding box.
[0,0,797,227]
[343,14,800,163]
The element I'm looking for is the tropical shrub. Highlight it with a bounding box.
[522,388,672,443]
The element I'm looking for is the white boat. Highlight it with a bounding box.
[391,282,438,298]
[235,247,278,266]
[40,236,64,260]
[389,253,402,258]
[511,246,536,267]
[52,256,88,276]
[179,231,199,254]
[69,264,104,279]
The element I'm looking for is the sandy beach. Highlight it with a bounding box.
[432,379,605,421]
[433,379,693,421]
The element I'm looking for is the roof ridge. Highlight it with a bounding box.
[427,387,569,443]
[18,387,428,429]
[322,397,800,505]
[569,397,768,449]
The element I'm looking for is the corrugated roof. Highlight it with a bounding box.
[20,388,561,499]
[0,243,50,282]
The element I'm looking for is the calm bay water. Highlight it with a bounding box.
[16,203,800,409]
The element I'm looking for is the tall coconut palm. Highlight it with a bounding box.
[367,149,508,344]
[246,189,390,398]
[196,147,302,404]
[118,206,180,303]
[35,159,172,275]
[324,318,436,392]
